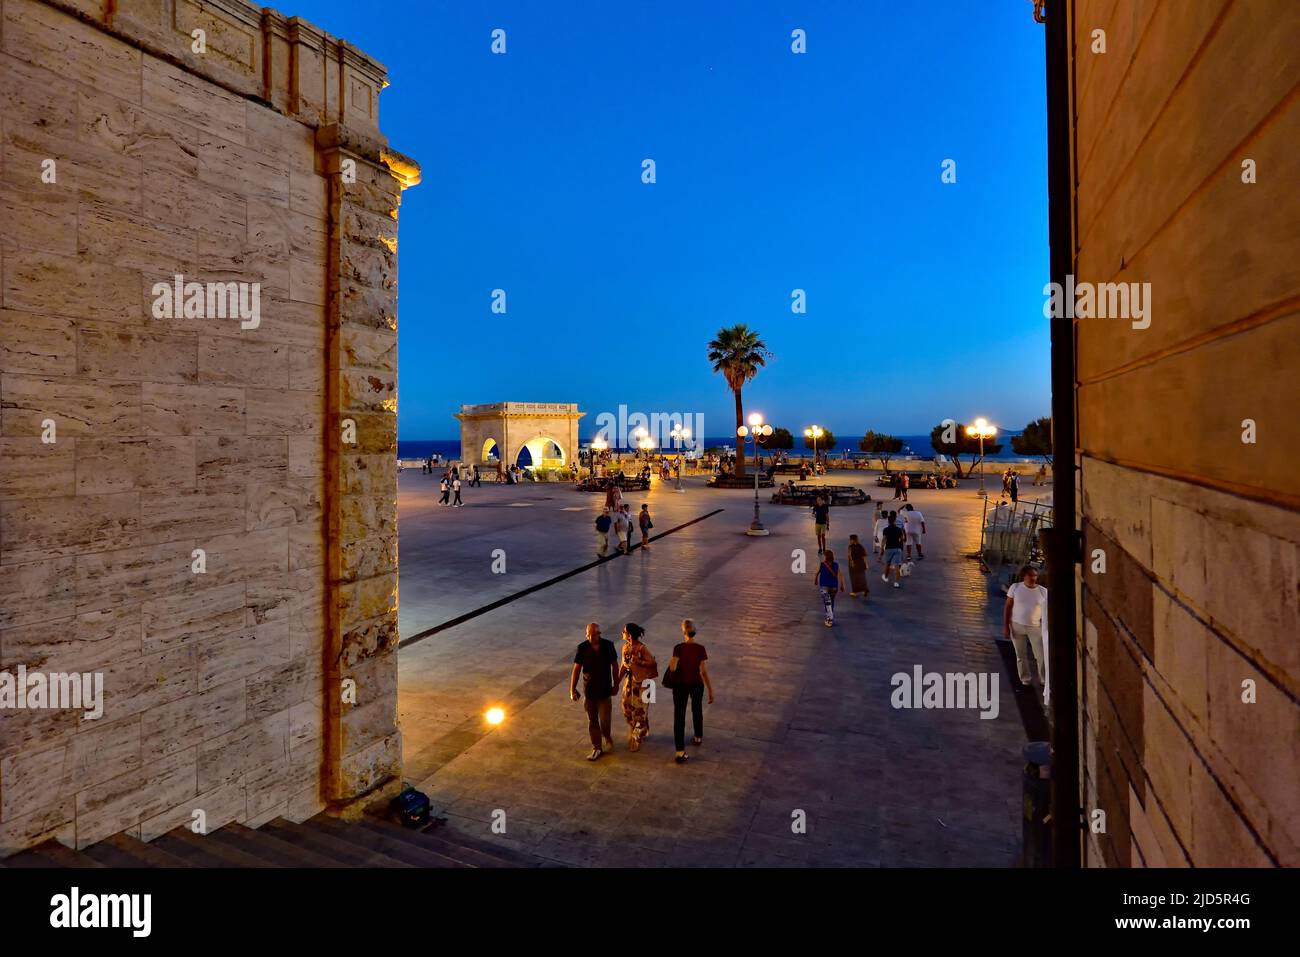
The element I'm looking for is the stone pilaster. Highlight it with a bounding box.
[315,125,418,804]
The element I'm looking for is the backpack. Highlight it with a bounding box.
[388,785,431,828]
[595,514,612,532]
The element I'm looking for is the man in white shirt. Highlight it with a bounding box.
[902,504,927,559]
[1004,565,1047,686]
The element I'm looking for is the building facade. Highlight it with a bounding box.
[1069,0,1298,866]
[0,0,417,853]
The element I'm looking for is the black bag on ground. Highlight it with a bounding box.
[389,786,431,828]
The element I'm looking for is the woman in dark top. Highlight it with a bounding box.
[665,618,714,764]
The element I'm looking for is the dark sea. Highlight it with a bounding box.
[398,434,1037,463]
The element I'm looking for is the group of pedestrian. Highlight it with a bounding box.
[570,619,715,764]
[1001,468,1020,504]
[891,472,910,500]
[438,471,464,506]
[810,496,928,627]
[595,502,653,556]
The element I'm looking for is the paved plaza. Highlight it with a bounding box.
[396,469,1044,866]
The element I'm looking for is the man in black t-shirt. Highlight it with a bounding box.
[811,496,831,555]
[880,510,908,588]
[570,623,618,760]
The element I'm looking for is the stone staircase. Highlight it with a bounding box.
[0,813,553,868]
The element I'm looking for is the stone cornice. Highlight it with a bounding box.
[37,0,394,137]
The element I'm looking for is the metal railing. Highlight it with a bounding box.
[980,498,1054,573]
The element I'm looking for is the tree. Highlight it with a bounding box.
[1010,416,1053,465]
[802,428,835,453]
[930,421,1004,478]
[859,430,904,471]
[707,324,771,477]
[767,427,794,450]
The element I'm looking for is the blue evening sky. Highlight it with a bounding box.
[291,1,1050,440]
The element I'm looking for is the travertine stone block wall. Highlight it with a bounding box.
[1070,0,1298,866]
[0,0,416,854]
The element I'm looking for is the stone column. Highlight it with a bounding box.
[316,123,419,804]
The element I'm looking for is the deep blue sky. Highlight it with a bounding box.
[293,1,1050,440]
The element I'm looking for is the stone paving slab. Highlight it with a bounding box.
[397,474,1030,866]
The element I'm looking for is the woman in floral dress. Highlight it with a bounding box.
[617,623,657,751]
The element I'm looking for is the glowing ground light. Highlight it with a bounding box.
[485,707,505,726]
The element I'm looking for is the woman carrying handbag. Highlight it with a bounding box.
[617,623,658,751]
[663,619,714,764]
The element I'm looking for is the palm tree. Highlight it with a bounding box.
[707,324,771,478]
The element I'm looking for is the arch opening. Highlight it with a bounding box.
[516,436,566,469]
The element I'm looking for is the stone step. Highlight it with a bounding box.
[82,833,195,868]
[0,813,552,868]
[153,828,275,867]
[262,818,414,868]
[416,819,556,867]
[206,822,347,868]
[354,818,517,868]
[4,841,107,868]
[307,814,473,868]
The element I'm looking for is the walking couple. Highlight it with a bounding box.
[570,619,715,765]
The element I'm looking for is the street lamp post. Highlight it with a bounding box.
[590,437,607,479]
[804,425,824,476]
[965,418,997,497]
[669,426,691,492]
[738,413,773,536]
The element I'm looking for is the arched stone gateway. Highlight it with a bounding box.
[455,402,584,471]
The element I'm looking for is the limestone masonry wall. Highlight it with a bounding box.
[1071,0,1299,866]
[0,0,416,854]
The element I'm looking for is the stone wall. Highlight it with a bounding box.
[0,0,416,854]
[1070,0,1298,866]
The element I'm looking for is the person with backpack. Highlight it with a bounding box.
[880,511,907,588]
[1009,470,1020,506]
[438,474,451,506]
[595,508,613,557]
[616,623,657,751]
[813,549,848,627]
[664,618,714,764]
[638,503,654,551]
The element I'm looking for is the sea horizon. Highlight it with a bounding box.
[398,432,1037,463]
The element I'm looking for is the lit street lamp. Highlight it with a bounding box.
[738,412,773,536]
[590,437,607,478]
[804,425,824,475]
[965,418,998,497]
[669,425,692,492]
